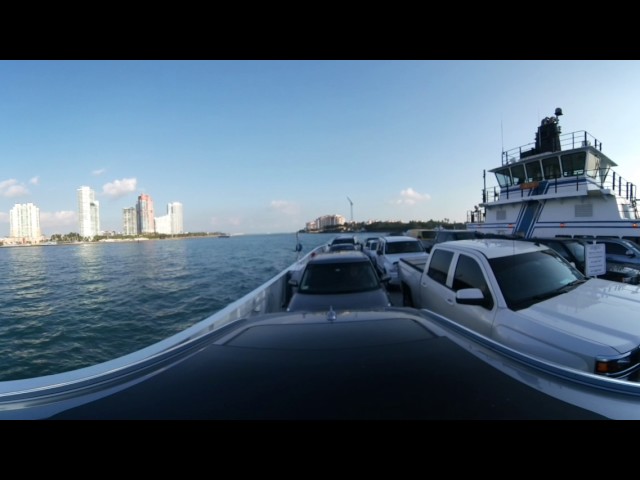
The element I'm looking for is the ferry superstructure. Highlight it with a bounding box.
[466,108,640,240]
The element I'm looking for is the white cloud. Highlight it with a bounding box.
[0,179,29,197]
[270,200,300,215]
[29,176,39,185]
[393,187,431,206]
[102,178,137,198]
[92,168,106,176]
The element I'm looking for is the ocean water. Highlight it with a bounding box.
[0,232,337,381]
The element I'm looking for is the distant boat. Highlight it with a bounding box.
[217,234,230,238]
[466,108,640,240]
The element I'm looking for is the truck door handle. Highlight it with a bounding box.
[446,298,454,305]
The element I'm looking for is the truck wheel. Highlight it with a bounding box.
[402,285,414,307]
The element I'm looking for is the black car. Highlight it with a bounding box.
[526,237,640,284]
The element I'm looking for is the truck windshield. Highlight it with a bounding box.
[386,241,424,254]
[489,250,586,310]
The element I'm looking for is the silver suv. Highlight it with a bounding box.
[374,236,428,287]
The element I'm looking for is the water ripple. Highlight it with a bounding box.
[0,233,334,380]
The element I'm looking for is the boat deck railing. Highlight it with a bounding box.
[468,166,639,223]
[502,130,602,165]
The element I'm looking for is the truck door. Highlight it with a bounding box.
[445,253,496,337]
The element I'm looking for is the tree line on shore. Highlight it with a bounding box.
[300,219,466,234]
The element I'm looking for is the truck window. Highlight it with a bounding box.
[427,249,453,286]
[452,254,494,309]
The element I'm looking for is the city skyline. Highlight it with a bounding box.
[2,61,640,235]
[2,188,184,240]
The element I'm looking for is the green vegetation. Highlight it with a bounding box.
[301,219,466,234]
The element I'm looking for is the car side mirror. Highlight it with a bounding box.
[456,288,492,310]
[626,250,636,258]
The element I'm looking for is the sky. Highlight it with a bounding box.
[1,60,640,236]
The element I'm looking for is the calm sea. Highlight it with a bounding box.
[0,232,339,381]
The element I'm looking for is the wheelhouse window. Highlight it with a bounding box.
[495,167,512,188]
[524,160,543,182]
[561,152,586,177]
[510,164,526,186]
[542,156,561,179]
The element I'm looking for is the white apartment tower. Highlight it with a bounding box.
[154,202,184,235]
[168,202,184,234]
[77,186,100,238]
[9,203,42,242]
[123,207,137,236]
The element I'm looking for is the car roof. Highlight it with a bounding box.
[435,239,550,259]
[308,251,371,264]
[48,308,606,419]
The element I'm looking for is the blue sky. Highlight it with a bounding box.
[1,60,639,235]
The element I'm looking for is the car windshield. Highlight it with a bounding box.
[489,249,587,310]
[299,262,381,294]
[386,241,424,254]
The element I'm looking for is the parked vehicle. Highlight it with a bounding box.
[432,229,479,250]
[398,238,640,379]
[287,251,391,312]
[374,236,428,288]
[405,229,437,252]
[590,237,640,268]
[524,237,640,284]
[362,237,379,262]
[327,234,360,251]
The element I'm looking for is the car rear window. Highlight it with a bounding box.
[299,262,380,294]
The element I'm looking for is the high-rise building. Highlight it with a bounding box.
[77,186,100,238]
[137,193,155,234]
[155,214,171,234]
[168,202,184,234]
[154,202,184,235]
[123,207,137,236]
[9,203,42,242]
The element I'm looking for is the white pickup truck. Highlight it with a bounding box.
[398,238,640,379]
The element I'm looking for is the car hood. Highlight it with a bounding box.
[520,279,640,354]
